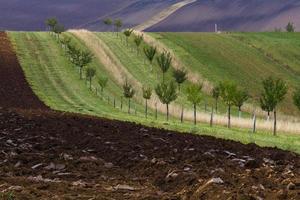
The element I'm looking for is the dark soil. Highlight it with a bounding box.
[0,32,300,200]
[0,32,48,110]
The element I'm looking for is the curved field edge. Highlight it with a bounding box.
[8,31,300,154]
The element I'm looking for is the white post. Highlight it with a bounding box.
[215,24,218,33]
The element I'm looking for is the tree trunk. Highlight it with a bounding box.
[273,110,277,136]
[253,114,256,133]
[128,98,131,114]
[121,97,123,110]
[228,105,231,128]
[166,104,169,121]
[238,107,242,118]
[267,111,270,121]
[79,67,83,79]
[178,83,181,92]
[204,101,207,113]
[194,104,197,125]
[145,99,148,118]
[89,77,92,90]
[181,106,184,123]
[155,103,158,120]
[113,98,116,108]
[215,99,218,114]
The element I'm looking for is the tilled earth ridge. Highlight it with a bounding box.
[0,32,300,199]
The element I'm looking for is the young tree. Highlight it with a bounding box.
[123,29,133,46]
[173,68,187,91]
[143,46,157,71]
[212,86,220,113]
[98,76,108,94]
[286,22,295,32]
[157,51,172,82]
[85,67,96,90]
[103,18,112,32]
[114,19,123,36]
[78,50,93,80]
[260,77,287,135]
[53,23,65,39]
[155,81,177,121]
[293,88,300,111]
[45,17,57,32]
[123,80,135,114]
[186,84,203,125]
[134,35,143,55]
[219,81,238,128]
[233,89,249,118]
[142,86,152,118]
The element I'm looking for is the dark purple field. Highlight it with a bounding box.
[148,0,300,32]
[0,0,299,32]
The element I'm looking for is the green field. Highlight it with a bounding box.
[8,31,300,154]
[150,32,300,114]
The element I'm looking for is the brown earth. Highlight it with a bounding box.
[0,32,300,200]
[0,32,48,110]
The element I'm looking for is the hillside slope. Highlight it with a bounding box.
[148,0,300,32]
[149,32,300,114]
[3,32,300,199]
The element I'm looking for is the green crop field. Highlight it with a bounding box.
[8,31,300,154]
[150,32,300,115]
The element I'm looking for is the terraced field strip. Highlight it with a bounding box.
[133,0,197,31]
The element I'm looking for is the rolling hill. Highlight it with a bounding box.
[1,0,300,32]
[148,0,300,32]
